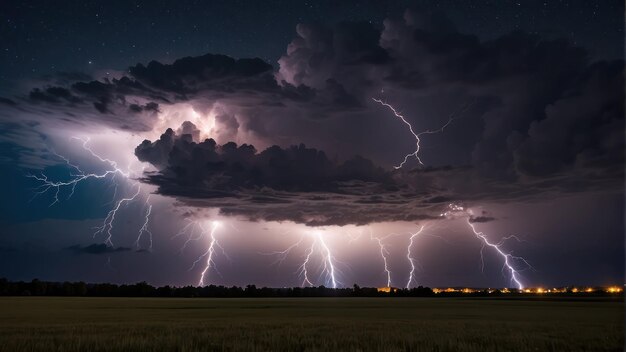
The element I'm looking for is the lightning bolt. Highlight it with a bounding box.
[269,230,340,288]
[406,225,425,289]
[315,231,339,288]
[467,220,531,290]
[346,229,396,287]
[185,221,226,287]
[296,231,340,288]
[27,142,126,207]
[300,239,316,287]
[370,231,393,288]
[172,220,198,253]
[135,195,153,251]
[27,137,154,250]
[372,98,462,169]
[441,204,532,289]
[93,183,141,246]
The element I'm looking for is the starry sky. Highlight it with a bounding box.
[0,0,623,288]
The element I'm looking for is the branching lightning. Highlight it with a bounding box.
[27,137,154,250]
[315,231,339,288]
[268,230,341,288]
[25,115,533,291]
[374,95,531,289]
[93,183,141,246]
[181,221,226,287]
[441,204,532,289]
[27,141,127,207]
[372,98,456,169]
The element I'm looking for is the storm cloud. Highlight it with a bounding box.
[134,124,448,226]
[4,9,623,225]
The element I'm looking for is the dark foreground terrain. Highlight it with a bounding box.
[0,297,622,351]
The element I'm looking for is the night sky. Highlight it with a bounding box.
[0,0,623,289]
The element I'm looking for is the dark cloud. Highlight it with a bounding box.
[136,123,389,191]
[469,211,496,223]
[4,9,623,224]
[26,54,277,116]
[128,53,274,95]
[21,75,164,131]
[277,9,623,190]
[125,6,622,224]
[66,244,131,255]
[128,102,160,114]
[135,124,447,226]
[29,87,82,104]
[134,121,622,226]
[469,216,495,223]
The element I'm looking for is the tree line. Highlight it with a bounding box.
[0,279,615,298]
[0,278,441,297]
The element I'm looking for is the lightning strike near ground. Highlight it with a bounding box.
[370,231,394,288]
[269,230,341,288]
[187,221,225,287]
[441,204,532,289]
[316,232,339,288]
[406,225,425,289]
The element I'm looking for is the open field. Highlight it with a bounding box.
[0,297,622,351]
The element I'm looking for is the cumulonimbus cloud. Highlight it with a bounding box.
[135,123,449,226]
[1,9,622,226]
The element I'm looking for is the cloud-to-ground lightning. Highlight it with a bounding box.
[27,137,154,249]
[406,225,425,289]
[183,221,227,286]
[441,204,532,289]
[293,231,340,288]
[315,231,339,288]
[344,229,396,287]
[299,240,316,287]
[369,231,393,288]
[375,97,529,288]
[268,230,340,288]
[467,221,530,289]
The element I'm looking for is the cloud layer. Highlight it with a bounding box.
[135,124,445,226]
[2,9,622,226]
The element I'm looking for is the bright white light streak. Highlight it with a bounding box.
[135,195,153,251]
[372,98,462,169]
[467,220,531,290]
[28,137,154,249]
[369,230,393,288]
[406,225,425,289]
[188,221,224,287]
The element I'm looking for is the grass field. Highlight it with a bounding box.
[0,297,622,351]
